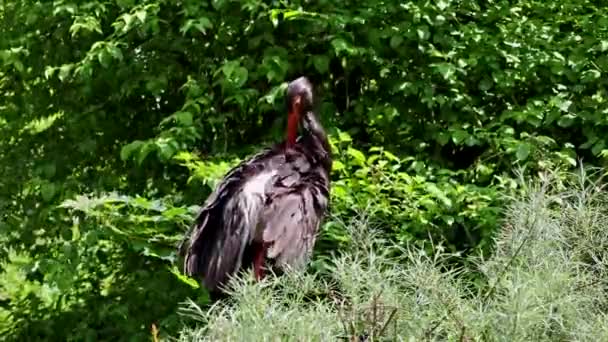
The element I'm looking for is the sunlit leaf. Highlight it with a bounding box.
[120,140,144,161]
[347,147,366,165]
[516,143,531,161]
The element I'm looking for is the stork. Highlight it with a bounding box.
[179,76,332,294]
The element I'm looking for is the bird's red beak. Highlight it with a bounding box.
[286,95,301,147]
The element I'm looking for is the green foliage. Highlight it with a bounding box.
[325,130,501,255]
[177,172,608,341]
[0,250,61,337]
[1,0,608,340]
[0,193,202,340]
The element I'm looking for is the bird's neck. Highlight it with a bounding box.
[285,110,330,155]
[302,111,327,142]
[301,110,331,161]
[286,112,299,147]
[284,110,331,171]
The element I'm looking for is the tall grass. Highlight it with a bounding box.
[176,169,608,341]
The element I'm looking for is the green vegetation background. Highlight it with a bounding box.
[1,0,607,340]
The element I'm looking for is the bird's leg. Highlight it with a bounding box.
[253,242,269,281]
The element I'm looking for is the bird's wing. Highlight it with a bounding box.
[181,148,279,291]
[261,170,330,270]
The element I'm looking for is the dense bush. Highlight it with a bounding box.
[1,0,607,340]
[178,171,608,341]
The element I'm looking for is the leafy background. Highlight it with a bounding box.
[1,0,607,340]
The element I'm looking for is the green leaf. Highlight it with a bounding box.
[137,142,156,165]
[557,114,576,127]
[283,10,303,20]
[121,13,135,31]
[134,10,147,24]
[433,63,456,80]
[40,183,56,202]
[516,143,531,161]
[552,51,566,62]
[39,162,57,178]
[312,55,329,74]
[58,64,72,82]
[436,0,449,10]
[581,69,601,82]
[120,140,144,161]
[451,129,468,145]
[107,45,123,61]
[383,150,399,162]
[436,132,449,146]
[332,160,345,171]
[71,221,81,241]
[156,138,178,161]
[98,49,112,68]
[262,55,288,82]
[162,207,188,218]
[181,17,213,35]
[465,135,480,147]
[338,131,352,143]
[175,111,193,126]
[416,25,430,40]
[331,38,354,55]
[221,61,238,77]
[221,61,248,87]
[558,99,572,112]
[169,266,200,289]
[13,60,24,72]
[22,112,64,135]
[592,141,605,156]
[425,183,452,207]
[269,9,281,27]
[347,147,366,165]
[390,36,403,49]
[479,78,493,91]
[145,76,167,94]
[193,17,213,33]
[44,66,56,79]
[69,16,102,37]
[442,215,455,226]
[232,67,248,87]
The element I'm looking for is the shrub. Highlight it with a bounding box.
[177,170,608,341]
[2,0,608,339]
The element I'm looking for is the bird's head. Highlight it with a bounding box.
[285,76,314,146]
[287,76,314,113]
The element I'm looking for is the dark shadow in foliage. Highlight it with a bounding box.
[4,248,207,342]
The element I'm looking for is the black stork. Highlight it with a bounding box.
[179,76,332,294]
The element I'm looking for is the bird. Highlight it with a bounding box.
[178,76,332,295]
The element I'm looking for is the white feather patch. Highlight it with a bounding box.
[217,169,277,273]
[234,169,278,254]
[241,169,277,206]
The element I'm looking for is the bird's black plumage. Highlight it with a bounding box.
[179,77,332,293]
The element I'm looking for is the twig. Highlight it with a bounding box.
[377,307,398,339]
[482,196,542,304]
[423,291,470,341]
[458,325,470,342]
[424,315,448,340]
